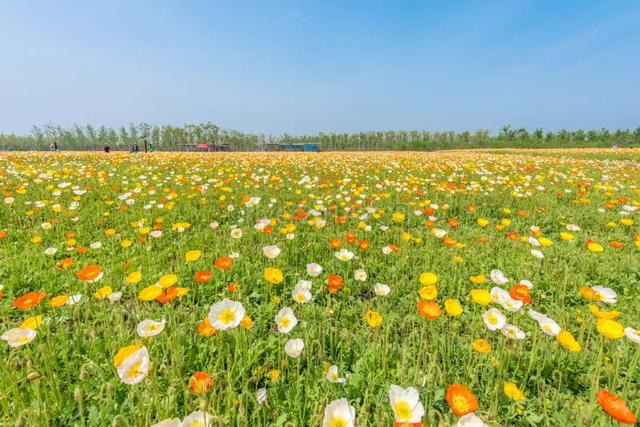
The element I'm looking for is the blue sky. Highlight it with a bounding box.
[1,1,639,135]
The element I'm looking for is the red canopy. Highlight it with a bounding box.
[196,144,209,149]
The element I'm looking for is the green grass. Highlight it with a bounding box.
[0,150,639,426]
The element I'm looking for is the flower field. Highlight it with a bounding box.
[1,149,639,426]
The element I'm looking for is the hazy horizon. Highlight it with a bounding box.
[1,1,639,136]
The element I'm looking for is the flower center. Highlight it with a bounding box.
[219,308,236,324]
[394,400,413,420]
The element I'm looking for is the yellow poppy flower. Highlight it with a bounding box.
[20,315,44,330]
[419,272,438,286]
[469,275,486,285]
[94,286,113,300]
[588,304,620,320]
[556,330,581,352]
[597,319,625,339]
[139,285,162,301]
[50,295,69,307]
[470,289,492,305]
[472,338,491,353]
[264,267,284,285]
[126,271,142,284]
[418,285,438,301]
[185,250,202,262]
[444,299,463,317]
[504,383,525,401]
[158,274,178,288]
[364,309,383,328]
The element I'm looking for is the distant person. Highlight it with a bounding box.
[50,141,59,151]
[132,143,139,153]
[143,139,148,153]
[103,143,110,153]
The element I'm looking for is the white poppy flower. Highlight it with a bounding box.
[1,328,37,347]
[292,280,312,303]
[483,308,506,331]
[284,338,304,358]
[335,249,354,261]
[262,245,281,259]
[151,419,182,427]
[624,327,640,345]
[322,398,356,427]
[136,319,166,338]
[591,286,617,304]
[501,324,526,340]
[354,268,367,282]
[326,365,347,383]
[374,283,391,296]
[208,299,245,330]
[182,410,214,427]
[256,388,268,404]
[275,307,298,334]
[116,346,150,385]
[490,269,508,285]
[389,385,425,423]
[456,412,489,427]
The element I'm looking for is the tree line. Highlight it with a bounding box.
[0,123,638,151]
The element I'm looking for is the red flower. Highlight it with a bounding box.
[509,284,532,304]
[14,291,46,309]
[327,275,343,294]
[194,271,212,283]
[76,265,102,282]
[190,371,213,394]
[417,300,441,320]
[446,384,479,417]
[214,257,233,271]
[156,287,178,304]
[597,390,637,425]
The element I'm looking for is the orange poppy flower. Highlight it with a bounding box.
[443,237,457,247]
[509,284,532,304]
[198,317,218,336]
[358,240,369,250]
[189,371,213,394]
[76,265,103,282]
[446,384,479,417]
[330,239,342,249]
[609,241,624,249]
[227,282,238,292]
[327,275,343,294]
[579,287,597,301]
[194,271,212,283]
[394,423,422,427]
[448,218,459,227]
[597,390,637,425]
[56,257,73,270]
[345,232,357,244]
[0,230,8,239]
[14,291,46,309]
[336,216,347,224]
[156,287,179,304]
[214,257,233,271]
[262,225,273,234]
[506,231,520,240]
[417,300,441,320]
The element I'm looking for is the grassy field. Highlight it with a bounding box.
[0,149,639,426]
